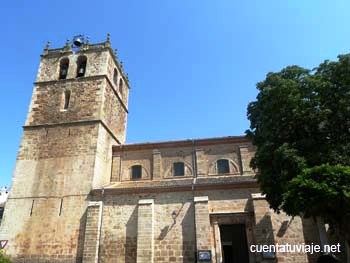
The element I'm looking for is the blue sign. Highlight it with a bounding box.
[198,250,211,261]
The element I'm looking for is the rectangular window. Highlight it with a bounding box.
[217,159,229,174]
[173,162,185,176]
[63,90,71,110]
[131,165,142,179]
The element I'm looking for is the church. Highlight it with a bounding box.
[0,35,321,263]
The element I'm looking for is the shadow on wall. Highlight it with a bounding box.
[158,202,187,241]
[182,202,195,262]
[76,209,87,263]
[276,220,290,238]
[301,217,321,263]
[244,198,254,212]
[256,213,275,244]
[158,225,170,240]
[154,200,195,262]
[125,206,137,263]
[324,220,347,263]
[254,213,276,262]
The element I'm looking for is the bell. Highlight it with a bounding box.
[78,67,85,74]
[73,36,83,47]
[61,69,67,76]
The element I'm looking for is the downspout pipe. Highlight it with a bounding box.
[118,145,123,182]
[97,187,105,260]
[191,139,198,261]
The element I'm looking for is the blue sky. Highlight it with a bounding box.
[1,0,349,187]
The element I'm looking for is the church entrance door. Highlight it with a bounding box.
[220,224,249,263]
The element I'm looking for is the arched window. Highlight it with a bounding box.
[173,162,185,176]
[63,90,71,110]
[217,159,229,174]
[76,56,87,77]
[113,68,118,86]
[59,58,69,80]
[119,78,123,95]
[131,165,142,179]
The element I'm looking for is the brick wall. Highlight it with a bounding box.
[111,140,257,182]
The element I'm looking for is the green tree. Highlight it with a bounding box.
[0,256,12,263]
[246,55,350,244]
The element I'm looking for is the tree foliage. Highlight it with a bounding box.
[246,54,350,241]
[0,256,12,263]
[283,165,350,225]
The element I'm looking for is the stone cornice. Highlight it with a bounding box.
[112,135,250,152]
[91,176,258,196]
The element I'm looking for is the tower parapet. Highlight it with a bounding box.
[40,34,129,89]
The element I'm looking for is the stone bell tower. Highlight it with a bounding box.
[0,34,129,262]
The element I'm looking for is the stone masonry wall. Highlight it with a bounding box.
[0,123,117,262]
[252,195,321,263]
[194,196,211,254]
[1,195,88,263]
[30,48,127,145]
[137,199,154,263]
[106,53,129,108]
[26,80,104,126]
[0,123,100,262]
[93,124,118,188]
[82,202,103,263]
[101,79,127,143]
[270,210,321,263]
[1,42,127,263]
[12,124,99,197]
[98,191,197,263]
[93,188,320,263]
[96,188,262,263]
